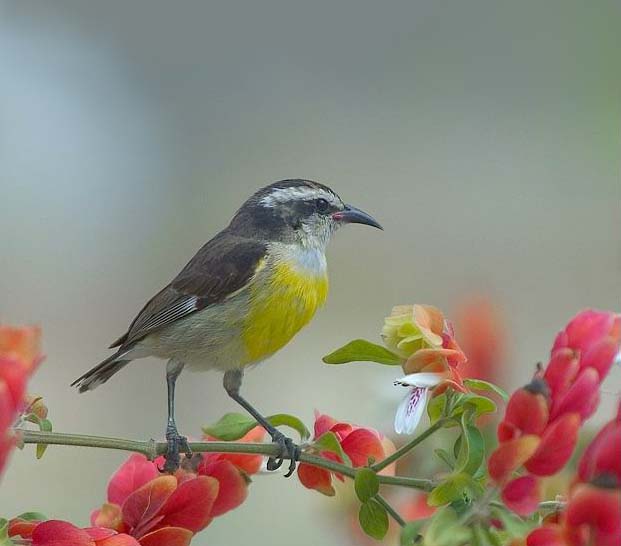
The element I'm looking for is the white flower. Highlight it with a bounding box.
[393,372,444,435]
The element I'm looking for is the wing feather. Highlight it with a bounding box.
[112,232,267,349]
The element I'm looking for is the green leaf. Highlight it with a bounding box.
[434,448,455,470]
[451,394,497,419]
[203,412,310,441]
[322,339,402,365]
[359,499,389,540]
[463,379,509,402]
[354,468,380,502]
[400,520,425,546]
[425,506,472,546]
[455,414,485,476]
[313,431,352,466]
[428,472,476,506]
[36,418,53,459]
[0,518,10,546]
[427,393,446,424]
[16,511,47,521]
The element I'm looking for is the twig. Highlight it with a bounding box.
[16,429,433,491]
[371,419,447,473]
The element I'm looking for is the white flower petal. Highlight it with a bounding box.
[394,372,444,388]
[394,387,429,435]
[614,348,621,367]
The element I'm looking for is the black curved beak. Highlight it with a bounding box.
[332,204,383,230]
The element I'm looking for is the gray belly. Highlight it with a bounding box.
[132,292,250,371]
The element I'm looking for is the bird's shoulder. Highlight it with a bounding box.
[111,232,267,349]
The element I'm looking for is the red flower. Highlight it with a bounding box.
[91,429,265,546]
[526,403,621,546]
[488,309,620,516]
[8,520,141,546]
[0,325,41,477]
[297,412,391,496]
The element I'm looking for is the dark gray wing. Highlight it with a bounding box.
[110,232,267,349]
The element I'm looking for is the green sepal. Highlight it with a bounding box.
[203,412,310,441]
[323,339,402,365]
[400,520,425,546]
[354,467,380,502]
[424,506,472,546]
[359,499,389,540]
[15,512,47,521]
[0,518,10,546]
[427,472,483,507]
[313,431,352,466]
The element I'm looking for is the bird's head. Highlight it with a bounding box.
[229,179,382,248]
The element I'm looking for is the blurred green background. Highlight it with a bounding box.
[1,1,619,544]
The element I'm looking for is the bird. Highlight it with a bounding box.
[72,179,382,475]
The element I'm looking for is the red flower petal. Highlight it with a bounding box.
[580,338,619,379]
[137,527,193,546]
[32,520,95,546]
[340,428,385,467]
[577,414,621,484]
[122,476,176,536]
[91,503,125,532]
[98,534,141,546]
[563,310,614,354]
[550,369,600,421]
[488,435,541,483]
[159,475,218,533]
[198,459,247,517]
[8,518,40,538]
[502,475,541,516]
[544,348,579,400]
[501,388,549,439]
[566,483,621,542]
[525,413,580,476]
[526,525,566,546]
[297,463,335,496]
[108,454,159,506]
[314,412,339,438]
[84,527,116,540]
[209,426,265,475]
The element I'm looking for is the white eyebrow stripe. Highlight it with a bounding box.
[260,187,339,207]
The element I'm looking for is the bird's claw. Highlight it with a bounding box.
[267,430,300,477]
[160,428,192,474]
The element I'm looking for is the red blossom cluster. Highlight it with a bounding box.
[527,402,621,546]
[0,325,41,475]
[488,309,621,515]
[297,412,394,496]
[8,427,265,546]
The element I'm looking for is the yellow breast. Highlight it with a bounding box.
[242,258,329,363]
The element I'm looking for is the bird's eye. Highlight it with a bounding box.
[315,198,330,213]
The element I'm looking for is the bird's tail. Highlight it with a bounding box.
[71,352,131,393]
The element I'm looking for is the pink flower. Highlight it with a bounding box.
[297,412,392,496]
[0,325,41,477]
[385,305,467,434]
[490,309,620,516]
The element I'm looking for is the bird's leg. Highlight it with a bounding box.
[223,369,300,477]
[162,359,191,473]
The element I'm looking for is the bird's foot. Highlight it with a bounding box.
[161,427,192,474]
[267,429,300,477]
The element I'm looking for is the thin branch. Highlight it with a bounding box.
[17,429,433,490]
[371,419,447,473]
[375,493,406,527]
